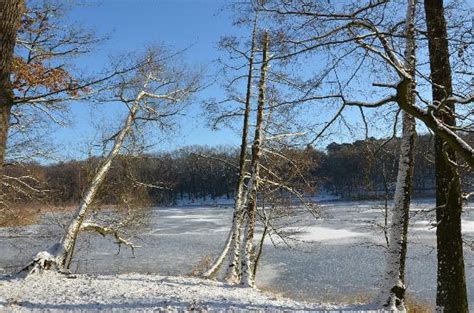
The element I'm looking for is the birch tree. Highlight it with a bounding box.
[258,0,471,309]
[377,1,417,310]
[203,0,324,283]
[240,31,269,288]
[223,15,259,284]
[22,50,199,274]
[202,12,259,281]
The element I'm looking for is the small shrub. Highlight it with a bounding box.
[188,255,214,277]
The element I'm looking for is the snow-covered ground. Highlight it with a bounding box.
[0,272,355,312]
[0,199,472,310]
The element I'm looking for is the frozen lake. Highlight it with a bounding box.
[1,199,473,309]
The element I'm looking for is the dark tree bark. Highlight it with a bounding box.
[0,0,23,186]
[424,0,468,311]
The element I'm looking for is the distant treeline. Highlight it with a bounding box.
[4,134,473,206]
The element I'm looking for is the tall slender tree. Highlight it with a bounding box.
[424,0,468,311]
[380,117,416,309]
[378,1,417,309]
[202,8,260,281]
[240,31,269,288]
[224,13,259,284]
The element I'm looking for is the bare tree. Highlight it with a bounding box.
[257,1,471,309]
[22,50,199,274]
[1,1,122,213]
[240,31,269,288]
[224,13,260,284]
[0,0,24,186]
[259,0,473,167]
[202,1,325,285]
[202,11,259,281]
[377,1,417,309]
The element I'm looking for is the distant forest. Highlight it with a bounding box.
[6,134,473,207]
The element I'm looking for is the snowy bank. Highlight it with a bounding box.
[0,273,344,312]
[0,273,369,312]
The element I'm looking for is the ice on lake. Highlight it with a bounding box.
[0,199,472,309]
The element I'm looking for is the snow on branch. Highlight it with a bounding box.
[80,222,140,256]
[447,94,474,105]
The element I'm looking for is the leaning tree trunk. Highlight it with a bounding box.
[202,13,258,281]
[224,14,259,284]
[240,31,269,288]
[424,1,468,312]
[24,102,139,274]
[378,0,417,310]
[0,0,23,187]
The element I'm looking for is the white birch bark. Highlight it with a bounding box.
[23,72,180,274]
[240,31,269,288]
[222,197,244,283]
[377,0,417,310]
[26,101,140,274]
[240,169,260,287]
[224,14,260,284]
[378,112,416,311]
[201,181,249,280]
[201,216,234,278]
[202,14,259,281]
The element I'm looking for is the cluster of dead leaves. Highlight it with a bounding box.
[12,56,81,96]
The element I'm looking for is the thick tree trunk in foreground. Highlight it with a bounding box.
[424,1,468,311]
[240,31,269,288]
[378,0,417,310]
[24,102,139,274]
[0,0,23,186]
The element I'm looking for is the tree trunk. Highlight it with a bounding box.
[224,14,259,284]
[24,101,139,274]
[0,104,12,177]
[378,0,417,310]
[0,0,23,187]
[424,1,468,311]
[202,14,258,281]
[379,112,416,310]
[240,31,269,288]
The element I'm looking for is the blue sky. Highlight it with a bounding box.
[53,0,245,158]
[46,0,413,160]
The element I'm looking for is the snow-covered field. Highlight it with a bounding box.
[0,272,348,312]
[0,199,473,311]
